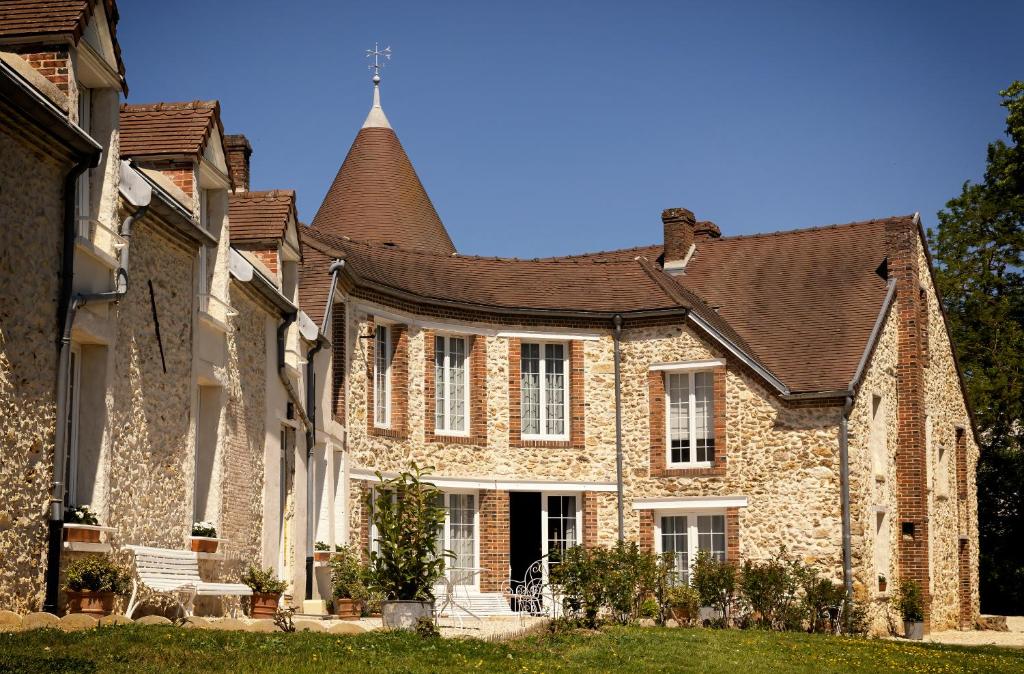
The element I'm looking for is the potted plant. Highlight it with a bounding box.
[366,464,450,630]
[64,505,101,543]
[666,583,701,626]
[64,555,130,616]
[330,544,369,619]
[894,578,925,640]
[314,541,332,563]
[878,574,887,593]
[241,565,288,619]
[191,521,218,553]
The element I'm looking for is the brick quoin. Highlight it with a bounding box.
[648,366,727,477]
[331,304,346,424]
[886,218,932,630]
[726,508,740,563]
[478,490,510,593]
[639,510,654,554]
[12,46,70,92]
[582,492,599,548]
[423,331,488,445]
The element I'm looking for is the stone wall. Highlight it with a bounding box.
[0,122,68,612]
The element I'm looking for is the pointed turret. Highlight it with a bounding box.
[310,67,456,255]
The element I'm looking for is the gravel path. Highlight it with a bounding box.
[926,617,1024,649]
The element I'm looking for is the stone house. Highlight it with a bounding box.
[0,1,979,635]
[293,77,981,633]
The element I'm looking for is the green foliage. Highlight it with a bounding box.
[691,550,738,626]
[893,578,925,623]
[365,463,449,601]
[64,556,130,595]
[928,81,1024,614]
[329,545,369,601]
[740,548,804,630]
[241,565,287,595]
[414,616,440,639]
[666,584,700,625]
[191,521,216,538]
[314,541,331,552]
[64,505,99,526]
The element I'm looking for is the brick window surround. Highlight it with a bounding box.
[479,490,510,593]
[366,318,408,439]
[424,331,487,445]
[649,366,727,477]
[508,338,585,449]
[582,492,600,548]
[640,507,741,562]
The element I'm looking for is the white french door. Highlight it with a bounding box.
[437,492,479,588]
[541,493,580,568]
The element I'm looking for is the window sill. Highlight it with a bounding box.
[652,464,726,478]
[513,438,579,449]
[75,235,120,270]
[427,432,487,446]
[369,425,406,440]
[63,541,112,554]
[198,309,230,334]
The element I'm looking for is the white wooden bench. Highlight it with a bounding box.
[124,545,252,618]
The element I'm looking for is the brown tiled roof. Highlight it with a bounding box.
[303,229,687,316]
[0,0,127,93]
[310,127,456,255]
[298,239,336,329]
[119,101,220,158]
[229,190,296,243]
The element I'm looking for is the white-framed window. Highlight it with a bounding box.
[434,334,469,435]
[520,342,568,440]
[434,491,479,587]
[62,344,82,505]
[666,370,715,467]
[75,86,92,234]
[655,512,727,584]
[373,324,391,427]
[542,493,580,564]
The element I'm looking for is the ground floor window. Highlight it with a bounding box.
[437,492,478,587]
[655,512,726,584]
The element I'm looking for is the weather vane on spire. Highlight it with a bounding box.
[366,43,391,83]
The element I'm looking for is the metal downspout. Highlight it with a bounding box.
[613,315,625,540]
[840,396,854,598]
[304,337,325,602]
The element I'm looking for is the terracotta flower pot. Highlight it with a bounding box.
[878,579,887,593]
[250,592,281,619]
[313,551,331,562]
[190,538,218,553]
[66,590,114,616]
[670,606,694,624]
[64,527,101,544]
[333,598,360,619]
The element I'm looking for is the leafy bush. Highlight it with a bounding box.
[740,548,803,630]
[691,551,739,626]
[314,541,331,552]
[64,505,99,526]
[241,565,287,595]
[365,463,449,601]
[666,584,701,625]
[64,556,130,594]
[549,545,604,627]
[415,616,440,638]
[191,521,216,538]
[330,544,369,601]
[894,578,924,622]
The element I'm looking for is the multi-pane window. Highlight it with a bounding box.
[373,324,391,427]
[521,342,568,439]
[546,495,578,559]
[435,335,468,434]
[658,513,726,583]
[666,371,715,466]
[439,493,477,586]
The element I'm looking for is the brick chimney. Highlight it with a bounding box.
[695,220,721,239]
[224,134,253,192]
[662,207,697,274]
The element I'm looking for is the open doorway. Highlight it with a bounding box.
[509,492,542,607]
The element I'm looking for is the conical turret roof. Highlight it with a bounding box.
[310,82,456,254]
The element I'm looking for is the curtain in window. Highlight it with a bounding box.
[667,373,690,463]
[521,344,541,434]
[448,494,476,585]
[544,344,565,435]
[435,336,467,432]
[694,372,715,462]
[374,325,389,425]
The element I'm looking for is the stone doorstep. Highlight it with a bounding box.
[977,615,1009,632]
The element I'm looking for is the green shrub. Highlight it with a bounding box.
[365,463,449,602]
[740,548,803,630]
[549,545,605,628]
[666,584,701,626]
[691,550,739,626]
[330,544,369,601]
[414,616,440,638]
[241,565,287,595]
[64,505,99,526]
[64,556,130,594]
[314,541,331,552]
[894,578,924,622]
[191,521,216,538]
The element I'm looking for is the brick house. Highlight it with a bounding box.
[0,1,979,634]
[293,76,980,633]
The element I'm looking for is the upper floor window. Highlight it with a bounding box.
[520,342,568,440]
[374,324,391,427]
[666,371,714,467]
[435,335,468,435]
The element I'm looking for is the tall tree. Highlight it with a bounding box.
[929,82,1024,615]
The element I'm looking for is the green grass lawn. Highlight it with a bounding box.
[1,624,1020,674]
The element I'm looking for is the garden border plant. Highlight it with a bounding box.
[64,555,130,617]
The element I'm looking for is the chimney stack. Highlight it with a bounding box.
[224,134,253,192]
[662,207,697,274]
[695,220,721,239]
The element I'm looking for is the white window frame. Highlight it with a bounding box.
[520,341,570,441]
[665,370,715,469]
[75,86,91,235]
[541,492,581,576]
[373,324,391,428]
[653,510,728,584]
[434,334,470,437]
[63,344,82,505]
[437,490,480,589]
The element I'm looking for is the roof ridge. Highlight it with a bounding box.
[230,189,295,199]
[713,214,915,242]
[535,243,661,261]
[120,100,218,112]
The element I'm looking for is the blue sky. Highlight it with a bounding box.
[119,1,1023,257]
